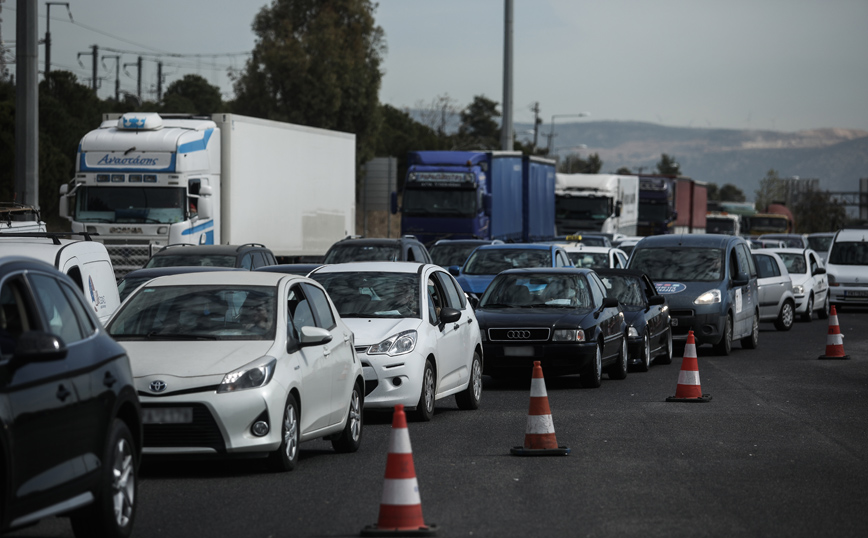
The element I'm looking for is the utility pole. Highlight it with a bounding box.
[44,2,72,78]
[531,102,541,148]
[15,0,39,209]
[500,0,513,151]
[156,61,163,102]
[102,54,120,101]
[124,56,142,104]
[76,44,98,91]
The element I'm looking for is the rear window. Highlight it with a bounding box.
[629,247,724,282]
[323,244,400,264]
[463,249,551,275]
[145,254,235,268]
[828,241,868,266]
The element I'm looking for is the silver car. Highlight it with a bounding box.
[752,251,796,331]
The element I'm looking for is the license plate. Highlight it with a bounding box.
[845,290,868,297]
[143,407,193,424]
[503,346,535,357]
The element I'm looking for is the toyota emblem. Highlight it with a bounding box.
[507,330,531,339]
[150,380,167,393]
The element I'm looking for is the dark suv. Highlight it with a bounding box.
[143,243,277,270]
[323,236,432,264]
[0,256,141,537]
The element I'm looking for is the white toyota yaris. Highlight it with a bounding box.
[310,262,483,421]
[107,271,364,471]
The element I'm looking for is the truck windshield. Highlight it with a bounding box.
[638,203,671,222]
[555,197,610,220]
[629,247,724,282]
[75,186,186,224]
[402,189,477,218]
[706,218,736,234]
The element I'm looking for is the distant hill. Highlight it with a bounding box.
[518,120,868,199]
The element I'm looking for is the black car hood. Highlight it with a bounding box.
[475,307,596,328]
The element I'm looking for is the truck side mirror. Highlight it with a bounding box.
[390,191,398,214]
[615,200,622,217]
[195,185,213,219]
[483,193,492,213]
[59,184,69,218]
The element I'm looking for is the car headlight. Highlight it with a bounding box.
[792,284,804,295]
[369,330,417,356]
[218,358,276,393]
[694,289,721,305]
[553,329,585,342]
[628,326,639,338]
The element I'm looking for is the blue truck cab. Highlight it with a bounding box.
[627,234,759,355]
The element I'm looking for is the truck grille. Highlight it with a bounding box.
[104,243,157,279]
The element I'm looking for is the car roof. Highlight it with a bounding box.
[559,244,620,253]
[333,237,417,246]
[767,248,812,254]
[0,236,107,264]
[152,244,270,256]
[474,243,558,251]
[129,270,290,287]
[495,267,595,276]
[311,261,428,275]
[635,234,738,248]
[253,264,324,274]
[834,229,868,242]
[0,255,59,272]
[432,239,499,245]
[121,266,245,279]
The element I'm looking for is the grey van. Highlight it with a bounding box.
[627,234,759,355]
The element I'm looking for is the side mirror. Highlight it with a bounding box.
[815,267,826,275]
[448,266,461,277]
[615,200,622,217]
[197,197,212,220]
[732,271,750,286]
[59,184,70,218]
[390,192,398,215]
[299,326,333,347]
[602,297,620,309]
[12,331,68,365]
[439,307,461,324]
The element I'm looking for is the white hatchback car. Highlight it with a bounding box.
[768,248,829,321]
[310,262,483,421]
[107,271,364,471]
[825,228,868,308]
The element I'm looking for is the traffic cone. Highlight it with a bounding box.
[818,305,850,360]
[666,330,712,402]
[510,361,570,456]
[361,404,437,537]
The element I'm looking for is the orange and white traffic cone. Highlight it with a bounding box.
[510,361,570,456]
[818,305,850,360]
[361,404,437,537]
[666,330,712,403]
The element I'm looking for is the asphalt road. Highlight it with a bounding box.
[12,309,868,538]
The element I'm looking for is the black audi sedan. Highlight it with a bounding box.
[0,256,141,537]
[594,268,673,371]
[475,268,626,388]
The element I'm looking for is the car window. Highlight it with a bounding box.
[778,253,807,274]
[288,286,315,337]
[464,249,551,275]
[240,254,253,270]
[0,277,36,356]
[59,280,97,335]
[754,255,780,279]
[599,274,645,306]
[29,273,86,344]
[735,244,754,278]
[809,253,820,273]
[587,272,605,304]
[629,247,723,282]
[301,283,336,330]
[433,271,463,310]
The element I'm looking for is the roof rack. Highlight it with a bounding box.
[238,243,267,251]
[0,231,98,245]
[157,243,198,252]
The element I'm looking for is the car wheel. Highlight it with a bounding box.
[774,300,795,331]
[607,335,628,380]
[818,294,830,320]
[801,294,814,322]
[741,311,759,349]
[269,393,300,472]
[713,313,733,356]
[415,360,436,421]
[657,329,673,365]
[70,419,137,538]
[455,351,482,410]
[580,343,603,388]
[331,382,363,453]
[636,333,651,372]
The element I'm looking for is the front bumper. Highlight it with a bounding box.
[482,341,597,376]
[666,309,725,346]
[355,349,425,409]
[830,287,868,306]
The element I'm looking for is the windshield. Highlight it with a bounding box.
[429,243,482,267]
[117,276,151,302]
[828,241,868,266]
[749,216,789,234]
[776,253,807,274]
[323,244,400,264]
[706,218,736,234]
[807,236,833,252]
[402,189,477,217]
[463,249,551,275]
[629,247,724,282]
[598,274,646,306]
[638,202,671,222]
[555,197,610,221]
[75,186,186,224]
[108,285,276,340]
[480,273,591,308]
[567,252,609,269]
[145,254,236,268]
[310,272,420,318]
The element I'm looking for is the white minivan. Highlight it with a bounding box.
[0,232,121,324]
[825,228,868,309]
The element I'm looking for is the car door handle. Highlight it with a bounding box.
[323,347,331,357]
[56,384,71,402]
[103,371,117,388]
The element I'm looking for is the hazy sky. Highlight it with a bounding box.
[2,0,867,135]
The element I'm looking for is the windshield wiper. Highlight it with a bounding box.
[479,303,510,308]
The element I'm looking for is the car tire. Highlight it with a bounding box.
[636,333,651,372]
[70,419,137,538]
[801,294,814,322]
[657,330,673,365]
[331,382,363,453]
[818,295,830,320]
[580,343,603,388]
[741,311,759,349]
[774,300,795,331]
[269,393,300,472]
[455,351,482,410]
[415,360,436,421]
[713,313,733,356]
[607,335,628,380]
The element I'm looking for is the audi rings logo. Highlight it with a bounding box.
[507,330,531,339]
[150,380,167,393]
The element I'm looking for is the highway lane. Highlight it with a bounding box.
[11,310,868,538]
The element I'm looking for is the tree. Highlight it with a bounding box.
[456,95,500,149]
[162,75,224,115]
[231,0,385,167]
[414,94,459,137]
[616,166,632,175]
[373,104,451,191]
[719,184,746,202]
[792,188,848,233]
[559,153,602,174]
[707,182,720,201]
[755,169,787,211]
[656,153,681,175]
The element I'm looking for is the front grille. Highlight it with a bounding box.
[106,243,156,280]
[143,403,226,452]
[488,328,551,342]
[669,309,694,318]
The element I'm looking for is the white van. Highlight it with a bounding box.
[825,228,868,309]
[0,233,121,324]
